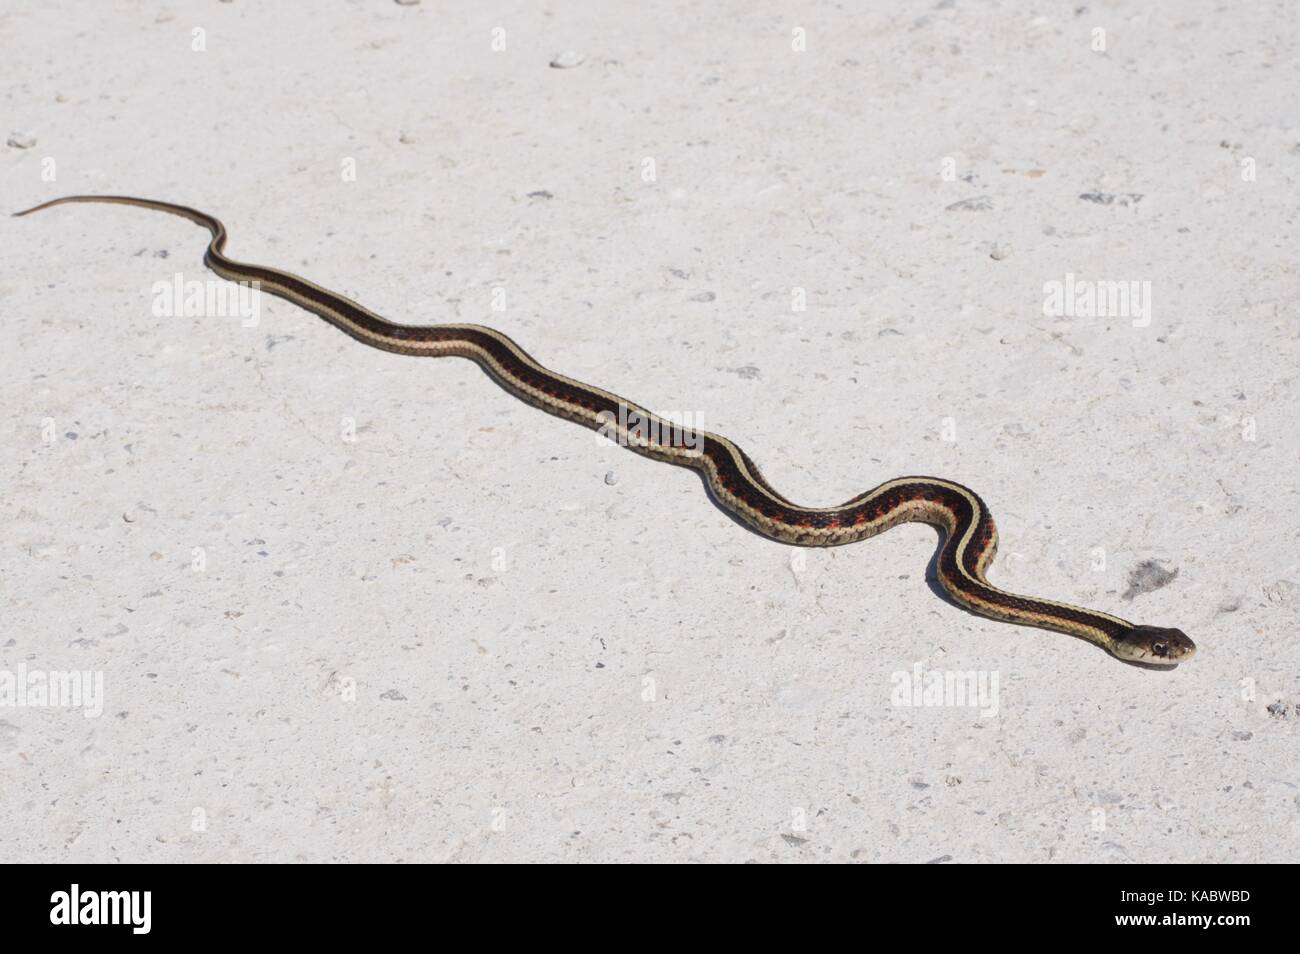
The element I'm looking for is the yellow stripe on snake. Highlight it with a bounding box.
[15,195,1196,667]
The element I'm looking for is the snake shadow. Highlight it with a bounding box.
[917,531,1176,669]
[701,479,1170,668]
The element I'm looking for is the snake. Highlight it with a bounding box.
[15,195,1196,667]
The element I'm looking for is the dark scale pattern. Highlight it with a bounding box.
[209,259,1136,643]
[455,330,621,421]
[183,206,1143,646]
[967,507,999,576]
[17,195,1160,658]
[691,454,1134,640]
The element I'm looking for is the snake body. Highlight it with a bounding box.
[15,195,1196,667]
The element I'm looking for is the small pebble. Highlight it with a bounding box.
[7,131,37,149]
[989,244,1011,261]
[549,51,585,69]
[604,471,617,485]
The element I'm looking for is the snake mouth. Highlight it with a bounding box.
[1115,625,1196,666]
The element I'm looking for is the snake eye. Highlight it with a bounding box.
[1152,642,1168,657]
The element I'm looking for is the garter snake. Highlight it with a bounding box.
[15,195,1196,667]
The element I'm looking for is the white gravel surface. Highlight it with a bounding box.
[2,1,1297,862]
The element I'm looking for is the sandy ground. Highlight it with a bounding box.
[2,1,1297,863]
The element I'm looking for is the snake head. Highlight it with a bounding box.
[1112,625,1196,667]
